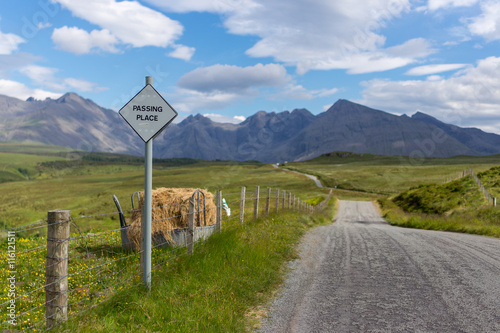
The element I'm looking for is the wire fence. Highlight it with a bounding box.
[444,169,497,206]
[1,186,331,331]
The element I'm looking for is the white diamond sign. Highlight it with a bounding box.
[119,84,177,142]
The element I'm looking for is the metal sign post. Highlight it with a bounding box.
[143,76,153,287]
[119,76,177,289]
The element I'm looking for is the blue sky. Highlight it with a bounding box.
[1,0,500,132]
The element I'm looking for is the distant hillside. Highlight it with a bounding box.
[1,93,500,162]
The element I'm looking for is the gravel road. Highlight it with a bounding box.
[260,200,500,333]
[272,164,324,188]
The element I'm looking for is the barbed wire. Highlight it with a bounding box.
[1,219,47,233]
[2,186,329,332]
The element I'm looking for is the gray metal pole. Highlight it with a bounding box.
[143,76,153,289]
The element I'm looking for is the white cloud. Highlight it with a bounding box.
[468,1,500,41]
[0,53,40,76]
[203,113,246,124]
[19,65,62,89]
[427,75,443,81]
[168,44,195,61]
[143,0,255,13]
[52,26,119,54]
[178,63,291,93]
[52,0,183,53]
[0,79,62,100]
[146,0,434,74]
[405,63,468,75]
[272,84,338,100]
[292,38,434,75]
[64,78,106,92]
[359,56,500,132]
[427,0,479,10]
[172,89,243,113]
[37,22,52,30]
[19,64,105,93]
[0,30,25,55]
[175,63,339,112]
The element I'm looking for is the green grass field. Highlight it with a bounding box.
[286,151,500,197]
[287,151,500,237]
[0,145,328,232]
[2,144,500,332]
[59,207,335,332]
[0,143,333,332]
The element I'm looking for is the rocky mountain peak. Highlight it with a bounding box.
[56,92,84,103]
[1,94,500,161]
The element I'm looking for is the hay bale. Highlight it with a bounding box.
[126,188,216,251]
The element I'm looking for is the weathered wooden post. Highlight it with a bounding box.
[239,186,246,224]
[288,192,292,210]
[266,187,271,216]
[254,186,260,220]
[188,198,194,255]
[216,190,222,232]
[275,189,279,213]
[45,210,70,330]
[282,190,286,210]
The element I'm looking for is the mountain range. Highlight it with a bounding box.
[1,92,500,162]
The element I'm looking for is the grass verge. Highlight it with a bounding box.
[378,168,500,238]
[60,205,336,332]
[378,198,500,238]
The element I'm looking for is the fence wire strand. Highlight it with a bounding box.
[2,186,330,332]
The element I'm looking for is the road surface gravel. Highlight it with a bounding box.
[260,200,500,333]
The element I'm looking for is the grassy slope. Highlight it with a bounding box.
[477,166,500,199]
[392,176,485,214]
[379,174,500,238]
[0,142,77,154]
[59,205,336,332]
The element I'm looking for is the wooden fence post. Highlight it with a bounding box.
[216,190,222,233]
[45,210,70,330]
[239,186,246,224]
[266,187,271,216]
[282,190,286,210]
[254,186,260,220]
[288,192,291,210]
[188,198,194,255]
[275,189,279,213]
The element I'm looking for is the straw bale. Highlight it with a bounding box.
[127,188,216,251]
